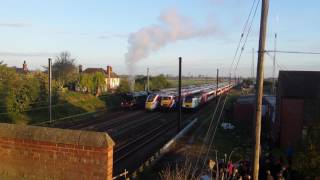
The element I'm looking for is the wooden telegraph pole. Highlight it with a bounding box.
[48,58,52,124]
[253,0,269,179]
[147,67,150,92]
[272,33,277,94]
[216,69,219,89]
[177,57,182,132]
[252,48,255,80]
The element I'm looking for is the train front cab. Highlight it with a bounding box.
[120,92,148,109]
[160,95,176,110]
[120,94,135,108]
[182,94,202,111]
[145,94,160,111]
[182,95,195,109]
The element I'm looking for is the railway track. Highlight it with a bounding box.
[82,110,146,131]
[54,109,145,130]
[53,109,125,129]
[114,119,173,164]
[50,95,223,176]
[111,112,165,140]
[112,98,221,175]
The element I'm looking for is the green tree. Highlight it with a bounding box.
[134,76,147,91]
[52,51,78,89]
[78,73,93,93]
[0,71,42,123]
[0,64,16,114]
[116,78,130,93]
[125,74,171,92]
[78,72,106,95]
[92,72,106,96]
[150,74,171,90]
[32,71,59,105]
[5,74,40,112]
[0,64,55,123]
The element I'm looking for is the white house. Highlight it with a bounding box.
[80,65,120,92]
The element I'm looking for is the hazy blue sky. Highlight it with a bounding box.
[0,0,319,77]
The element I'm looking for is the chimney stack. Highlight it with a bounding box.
[22,61,28,72]
[79,65,83,73]
[106,65,112,78]
[106,65,112,91]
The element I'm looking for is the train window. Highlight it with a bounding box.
[162,96,171,100]
[147,95,157,102]
[185,96,193,103]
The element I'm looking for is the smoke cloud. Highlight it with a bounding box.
[125,8,219,91]
[125,9,218,65]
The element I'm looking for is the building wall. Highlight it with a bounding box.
[233,103,254,122]
[276,71,320,147]
[0,123,114,180]
[105,78,120,90]
[280,98,304,147]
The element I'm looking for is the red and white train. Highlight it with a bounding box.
[145,83,234,111]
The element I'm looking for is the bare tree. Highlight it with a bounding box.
[52,51,77,89]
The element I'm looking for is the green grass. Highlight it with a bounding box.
[59,91,106,112]
[210,120,253,161]
[0,90,124,125]
[24,91,108,125]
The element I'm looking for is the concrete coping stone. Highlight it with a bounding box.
[0,123,115,148]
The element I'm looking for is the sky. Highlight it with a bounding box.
[0,0,319,77]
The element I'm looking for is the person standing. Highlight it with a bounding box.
[266,170,274,180]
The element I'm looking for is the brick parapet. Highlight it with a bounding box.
[0,123,114,180]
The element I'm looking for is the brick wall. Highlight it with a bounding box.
[233,103,254,122]
[0,123,114,180]
[280,98,304,147]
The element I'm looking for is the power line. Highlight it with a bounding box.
[199,0,261,172]
[200,94,229,171]
[265,50,320,55]
[187,94,223,176]
[233,0,261,75]
[265,51,288,70]
[189,0,261,176]
[229,0,258,73]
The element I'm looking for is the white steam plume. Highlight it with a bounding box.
[125,9,219,91]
